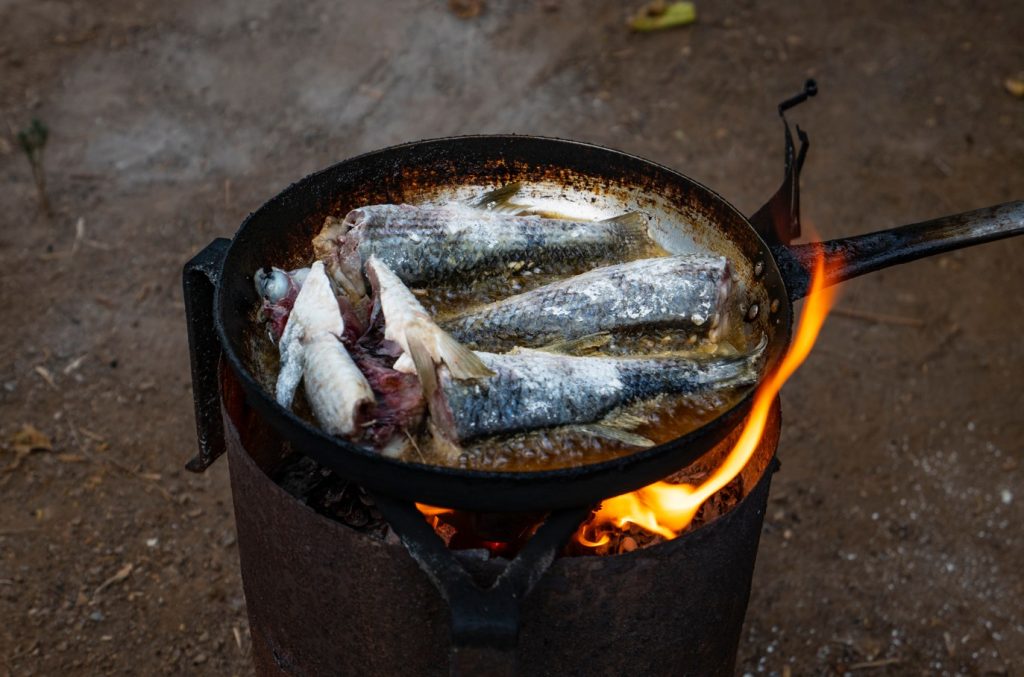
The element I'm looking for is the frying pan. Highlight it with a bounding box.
[184,122,1023,513]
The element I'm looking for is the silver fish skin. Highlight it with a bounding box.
[428,345,763,443]
[313,198,650,291]
[443,255,731,350]
[275,262,375,437]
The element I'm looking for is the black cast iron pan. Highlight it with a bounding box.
[184,105,1023,513]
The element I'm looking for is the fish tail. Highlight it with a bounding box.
[407,319,495,381]
[408,334,462,454]
[469,182,529,213]
[406,332,440,403]
[599,211,649,241]
[435,329,495,380]
[574,424,655,448]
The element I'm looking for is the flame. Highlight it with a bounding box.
[575,527,611,548]
[415,502,454,530]
[577,248,837,549]
[415,503,452,517]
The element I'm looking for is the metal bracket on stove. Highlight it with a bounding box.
[749,79,817,246]
[372,494,589,677]
[183,238,231,473]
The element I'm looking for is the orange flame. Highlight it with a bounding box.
[415,502,454,530]
[577,248,837,548]
[415,503,452,517]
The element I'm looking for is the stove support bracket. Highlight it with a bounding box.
[373,493,589,677]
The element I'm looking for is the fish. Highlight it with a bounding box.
[364,255,493,382]
[312,184,653,294]
[275,261,375,436]
[442,255,732,351]
[417,341,765,445]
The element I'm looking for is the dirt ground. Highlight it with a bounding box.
[1,1,1021,675]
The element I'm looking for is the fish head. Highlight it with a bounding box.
[254,266,291,303]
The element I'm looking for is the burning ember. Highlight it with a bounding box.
[414,248,837,556]
[573,248,837,551]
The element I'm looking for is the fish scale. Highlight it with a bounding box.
[443,255,731,351]
[318,199,653,289]
[433,346,763,443]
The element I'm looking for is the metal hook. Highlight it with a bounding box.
[778,79,818,116]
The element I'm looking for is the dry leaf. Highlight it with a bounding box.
[10,425,53,454]
[449,0,483,19]
[94,563,133,595]
[4,424,54,472]
[34,366,57,388]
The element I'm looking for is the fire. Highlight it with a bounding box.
[415,503,453,529]
[575,248,837,549]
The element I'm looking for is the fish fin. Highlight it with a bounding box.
[427,419,464,461]
[379,435,410,459]
[469,182,529,213]
[406,333,440,403]
[598,409,650,431]
[536,331,612,354]
[434,329,495,380]
[575,424,656,449]
[328,267,364,303]
[406,319,494,380]
[409,334,464,451]
[598,211,649,238]
[392,352,415,374]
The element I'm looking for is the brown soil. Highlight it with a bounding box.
[1,1,1021,675]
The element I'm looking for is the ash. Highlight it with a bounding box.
[274,455,390,540]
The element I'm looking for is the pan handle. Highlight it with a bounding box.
[773,200,1024,301]
[183,238,231,472]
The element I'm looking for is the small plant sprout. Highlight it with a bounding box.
[17,118,51,216]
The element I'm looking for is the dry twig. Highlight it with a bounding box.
[846,657,903,671]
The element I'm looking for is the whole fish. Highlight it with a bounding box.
[365,255,493,381]
[419,343,764,444]
[313,184,653,295]
[443,255,731,350]
[275,262,375,436]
